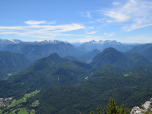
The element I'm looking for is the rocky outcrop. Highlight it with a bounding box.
[130,98,152,114]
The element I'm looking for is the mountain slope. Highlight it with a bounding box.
[35,66,152,114]
[128,44,152,61]
[0,51,31,79]
[77,49,100,63]
[3,41,83,62]
[91,47,128,68]
[91,65,125,78]
[64,56,78,61]
[128,43,152,53]
[0,53,68,97]
[45,60,92,86]
[0,53,92,97]
[8,53,68,84]
[140,46,152,61]
[91,47,152,69]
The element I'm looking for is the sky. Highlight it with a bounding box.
[0,0,152,43]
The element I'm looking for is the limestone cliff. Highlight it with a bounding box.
[130,98,152,114]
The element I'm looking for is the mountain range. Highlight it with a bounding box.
[0,38,152,114]
[0,46,151,93]
[0,38,23,50]
[79,40,136,52]
[0,39,138,63]
[2,40,82,62]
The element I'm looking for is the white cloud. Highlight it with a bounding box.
[103,33,114,36]
[97,18,105,23]
[106,20,112,23]
[81,12,91,18]
[108,33,115,37]
[86,31,98,34]
[24,20,46,25]
[101,0,152,31]
[86,12,91,18]
[105,11,130,22]
[88,20,95,23]
[0,20,85,38]
[85,36,92,37]
[113,2,120,5]
[0,26,24,30]
[47,21,56,24]
[24,20,56,25]
[89,27,94,29]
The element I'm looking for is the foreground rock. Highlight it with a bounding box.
[130,98,152,114]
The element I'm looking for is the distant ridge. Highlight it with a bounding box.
[0,38,136,52]
[91,47,152,69]
[0,38,23,49]
[79,40,135,52]
[91,47,126,67]
[128,43,152,61]
[2,40,82,62]
[77,49,101,62]
[128,43,152,53]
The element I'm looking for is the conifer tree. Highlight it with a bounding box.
[90,98,129,114]
[90,110,93,114]
[119,103,129,114]
[104,98,129,114]
[97,105,101,114]
[104,98,118,114]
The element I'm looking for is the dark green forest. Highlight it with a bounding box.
[0,42,152,114]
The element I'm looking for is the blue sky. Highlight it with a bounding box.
[0,0,152,43]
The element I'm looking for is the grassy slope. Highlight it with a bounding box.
[0,90,40,114]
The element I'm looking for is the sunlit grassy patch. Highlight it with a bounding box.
[0,90,40,114]
[124,74,129,76]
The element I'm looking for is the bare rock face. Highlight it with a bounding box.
[142,101,151,110]
[130,98,152,114]
[130,106,144,114]
[150,98,152,103]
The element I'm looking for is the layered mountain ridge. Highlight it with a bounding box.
[0,38,23,49]
[91,47,152,69]
[0,38,152,114]
[0,38,139,63]
[79,40,136,52]
[2,41,82,62]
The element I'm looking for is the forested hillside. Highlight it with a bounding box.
[2,41,83,62]
[91,47,152,69]
[0,42,151,114]
[128,43,152,61]
[0,51,31,79]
